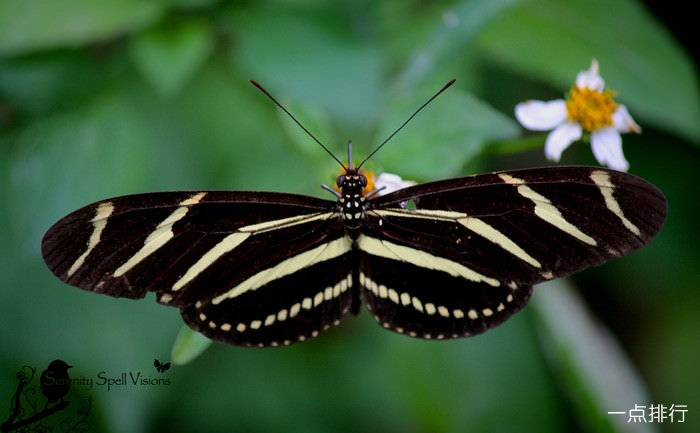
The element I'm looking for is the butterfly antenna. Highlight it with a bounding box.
[250,80,346,170]
[358,79,456,169]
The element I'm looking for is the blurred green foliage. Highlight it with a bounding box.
[1,1,698,432]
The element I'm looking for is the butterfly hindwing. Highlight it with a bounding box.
[181,231,357,347]
[357,235,533,339]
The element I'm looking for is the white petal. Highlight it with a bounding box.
[576,59,605,91]
[515,100,567,131]
[591,128,629,171]
[613,105,641,133]
[375,173,416,196]
[545,122,582,162]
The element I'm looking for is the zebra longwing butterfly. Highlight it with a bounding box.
[41,80,667,347]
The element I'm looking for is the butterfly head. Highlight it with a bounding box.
[336,170,367,192]
[337,140,375,193]
[337,168,368,228]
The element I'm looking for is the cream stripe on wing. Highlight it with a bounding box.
[113,192,207,277]
[212,274,353,342]
[590,170,641,236]
[498,173,597,246]
[67,202,114,277]
[457,217,541,268]
[172,232,251,291]
[372,208,467,221]
[171,212,334,290]
[372,209,541,268]
[239,212,333,234]
[211,236,353,305]
[358,235,500,287]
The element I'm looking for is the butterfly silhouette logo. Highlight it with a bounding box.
[154,359,171,373]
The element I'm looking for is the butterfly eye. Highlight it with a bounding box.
[336,176,345,187]
[359,175,367,187]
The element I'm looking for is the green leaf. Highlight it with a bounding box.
[5,90,154,256]
[273,98,336,167]
[375,89,520,180]
[130,19,215,97]
[172,60,318,193]
[372,311,564,432]
[228,8,384,133]
[483,134,548,157]
[477,0,700,143]
[0,0,165,56]
[532,280,658,433]
[170,0,221,7]
[171,325,213,365]
[0,51,111,118]
[394,0,521,92]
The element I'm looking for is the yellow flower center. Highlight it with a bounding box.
[566,86,618,131]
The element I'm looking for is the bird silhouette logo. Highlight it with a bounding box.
[154,359,171,373]
[2,362,92,433]
[39,359,72,406]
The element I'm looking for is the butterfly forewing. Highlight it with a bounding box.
[43,191,332,295]
[358,167,666,338]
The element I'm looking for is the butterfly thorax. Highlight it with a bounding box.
[336,170,367,230]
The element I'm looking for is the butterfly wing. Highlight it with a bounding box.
[359,167,666,339]
[42,191,356,347]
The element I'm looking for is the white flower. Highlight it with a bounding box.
[515,59,641,171]
[374,172,416,196]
